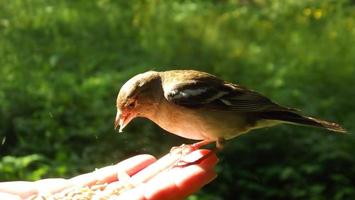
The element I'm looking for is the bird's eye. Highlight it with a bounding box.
[127,101,136,109]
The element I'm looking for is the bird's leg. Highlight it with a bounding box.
[215,138,225,151]
[191,139,215,149]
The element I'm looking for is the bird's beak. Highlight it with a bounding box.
[114,109,134,133]
[114,110,121,131]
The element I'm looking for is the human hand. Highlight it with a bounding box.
[0,149,218,200]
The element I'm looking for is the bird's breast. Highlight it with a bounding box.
[146,100,253,141]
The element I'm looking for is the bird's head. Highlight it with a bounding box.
[115,71,161,132]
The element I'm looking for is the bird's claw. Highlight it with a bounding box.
[170,144,196,156]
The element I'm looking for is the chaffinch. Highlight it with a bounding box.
[115,70,346,148]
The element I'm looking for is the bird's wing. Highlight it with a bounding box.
[163,74,295,112]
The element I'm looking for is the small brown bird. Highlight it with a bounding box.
[115,70,346,148]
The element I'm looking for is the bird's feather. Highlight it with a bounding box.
[162,70,296,112]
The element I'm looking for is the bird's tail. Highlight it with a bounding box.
[258,111,346,133]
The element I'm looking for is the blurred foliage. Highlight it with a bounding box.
[0,0,354,199]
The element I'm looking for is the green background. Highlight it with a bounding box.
[1,0,354,199]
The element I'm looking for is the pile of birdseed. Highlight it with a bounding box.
[28,181,134,200]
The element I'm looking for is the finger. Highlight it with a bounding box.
[0,180,67,199]
[118,150,218,200]
[4,154,157,199]
[0,181,39,199]
[34,178,69,197]
[0,180,68,199]
[0,192,22,200]
[35,155,156,197]
[69,154,156,187]
[145,150,218,200]
[129,147,203,184]
[170,150,218,198]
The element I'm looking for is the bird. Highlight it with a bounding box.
[114,70,346,149]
